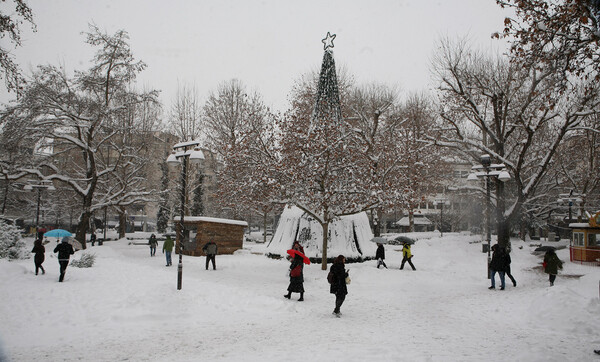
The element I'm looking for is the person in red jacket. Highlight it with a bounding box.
[284,242,305,301]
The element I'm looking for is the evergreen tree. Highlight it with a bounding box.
[278,34,374,269]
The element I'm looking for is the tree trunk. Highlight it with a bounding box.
[496,180,510,250]
[321,222,329,270]
[372,209,381,237]
[76,211,90,250]
[1,177,8,214]
[262,212,267,243]
[118,210,126,239]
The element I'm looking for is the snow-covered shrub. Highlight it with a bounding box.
[0,220,28,260]
[70,253,96,268]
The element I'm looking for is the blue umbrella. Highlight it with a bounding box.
[44,229,72,238]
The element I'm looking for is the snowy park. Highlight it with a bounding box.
[1,232,599,362]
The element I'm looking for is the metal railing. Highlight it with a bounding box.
[569,246,600,266]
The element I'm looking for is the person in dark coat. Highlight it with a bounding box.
[148,234,158,257]
[505,248,517,287]
[400,243,416,270]
[284,242,305,301]
[90,233,97,247]
[329,255,348,316]
[202,241,218,270]
[376,242,387,269]
[543,248,563,286]
[489,244,508,290]
[53,237,74,282]
[31,238,46,275]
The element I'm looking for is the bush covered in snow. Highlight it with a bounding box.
[0,220,28,260]
[70,253,96,268]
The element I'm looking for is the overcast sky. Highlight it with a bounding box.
[1,0,511,113]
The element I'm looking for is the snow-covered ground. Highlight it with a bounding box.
[1,232,599,361]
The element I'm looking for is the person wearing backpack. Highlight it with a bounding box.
[543,248,563,286]
[202,241,218,270]
[329,255,349,317]
[284,242,305,301]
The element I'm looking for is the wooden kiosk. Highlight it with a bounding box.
[176,216,248,257]
[569,212,600,264]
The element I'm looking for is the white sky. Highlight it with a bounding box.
[1,0,511,113]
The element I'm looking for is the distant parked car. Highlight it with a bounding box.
[262,227,273,236]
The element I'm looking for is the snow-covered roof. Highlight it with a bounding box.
[396,216,432,226]
[173,140,201,149]
[569,222,599,229]
[180,216,248,227]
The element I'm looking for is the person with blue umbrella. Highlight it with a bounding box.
[54,237,75,282]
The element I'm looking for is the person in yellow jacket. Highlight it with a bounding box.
[400,243,416,270]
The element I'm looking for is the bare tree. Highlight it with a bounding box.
[1,25,158,247]
[169,83,203,141]
[432,37,600,247]
[0,0,35,92]
[497,0,600,84]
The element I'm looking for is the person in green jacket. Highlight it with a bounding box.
[162,235,174,266]
[543,248,563,286]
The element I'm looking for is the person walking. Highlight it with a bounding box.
[489,244,508,290]
[163,235,174,266]
[284,242,305,301]
[148,234,158,257]
[329,255,349,317]
[53,237,74,282]
[376,242,387,269]
[400,243,416,270]
[505,248,517,287]
[543,248,563,286]
[90,233,97,247]
[202,241,218,270]
[31,237,46,275]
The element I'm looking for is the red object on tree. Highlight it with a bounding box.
[287,249,311,264]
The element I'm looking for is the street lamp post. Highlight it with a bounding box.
[166,140,204,290]
[558,191,583,223]
[433,196,449,237]
[24,180,56,238]
[468,154,511,279]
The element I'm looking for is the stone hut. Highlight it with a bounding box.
[176,216,247,256]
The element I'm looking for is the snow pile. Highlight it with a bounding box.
[1,234,599,361]
[267,205,376,259]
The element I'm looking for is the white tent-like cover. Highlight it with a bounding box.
[266,205,376,260]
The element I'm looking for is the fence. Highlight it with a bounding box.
[569,246,600,266]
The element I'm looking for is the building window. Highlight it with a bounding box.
[588,233,597,247]
[573,232,585,247]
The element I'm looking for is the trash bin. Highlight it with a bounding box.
[482,243,489,253]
